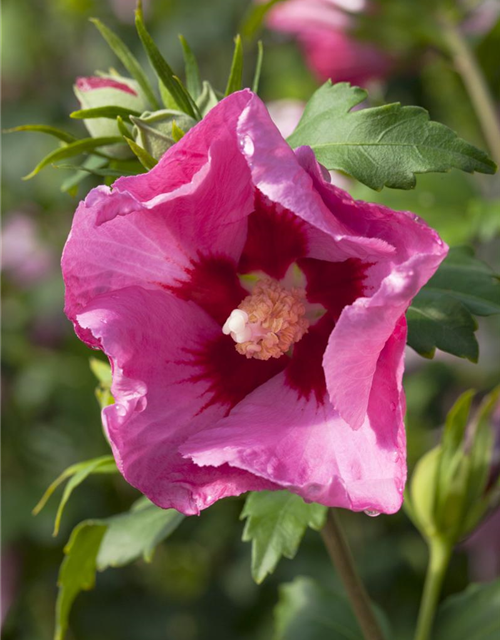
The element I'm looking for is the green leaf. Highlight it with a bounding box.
[90,17,159,110]
[196,80,219,117]
[90,357,115,409]
[125,137,158,170]
[274,576,391,640]
[135,5,199,119]
[408,447,441,539]
[462,387,500,533]
[59,156,108,196]
[178,35,201,99]
[131,109,195,159]
[3,124,77,144]
[287,82,496,190]
[70,106,142,120]
[241,491,327,583]
[241,0,285,41]
[23,136,124,180]
[90,357,112,387]
[55,521,107,640]
[55,163,137,178]
[423,246,500,316]
[171,120,185,142]
[434,391,476,535]
[116,115,133,139]
[53,458,118,536]
[97,497,184,567]
[407,247,500,360]
[252,40,264,94]
[55,502,184,640]
[433,580,500,640]
[158,77,178,110]
[225,34,243,96]
[407,292,478,361]
[32,455,116,519]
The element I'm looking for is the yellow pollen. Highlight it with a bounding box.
[222,277,309,360]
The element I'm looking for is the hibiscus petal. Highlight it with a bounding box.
[76,286,276,515]
[63,92,259,338]
[299,155,448,429]
[182,348,406,514]
[237,95,395,264]
[238,190,308,280]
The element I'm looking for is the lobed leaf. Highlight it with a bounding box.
[423,246,500,316]
[287,82,496,191]
[407,247,500,360]
[274,576,391,640]
[90,17,159,109]
[56,521,107,640]
[433,580,500,640]
[407,292,478,362]
[97,497,184,567]
[55,501,184,640]
[241,491,326,583]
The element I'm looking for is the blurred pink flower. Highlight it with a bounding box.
[266,99,305,139]
[263,0,392,85]
[1,549,20,629]
[1,214,54,288]
[462,0,500,35]
[62,90,446,516]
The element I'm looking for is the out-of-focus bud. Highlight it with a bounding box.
[73,75,148,157]
[132,110,197,160]
[406,387,500,546]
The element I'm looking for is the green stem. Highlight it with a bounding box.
[414,538,453,640]
[440,15,500,166]
[320,509,386,640]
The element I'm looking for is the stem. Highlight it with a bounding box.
[320,509,386,640]
[414,538,452,640]
[440,15,500,166]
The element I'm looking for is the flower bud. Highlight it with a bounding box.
[131,109,197,160]
[73,75,148,157]
[407,387,500,545]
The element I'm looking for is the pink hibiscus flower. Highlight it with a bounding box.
[263,0,392,85]
[62,90,447,516]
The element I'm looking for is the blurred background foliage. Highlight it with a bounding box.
[2,1,500,639]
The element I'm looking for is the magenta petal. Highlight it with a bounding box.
[181,364,406,514]
[238,99,395,264]
[63,92,259,339]
[76,286,275,515]
[292,147,448,430]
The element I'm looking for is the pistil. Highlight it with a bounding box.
[222,277,309,360]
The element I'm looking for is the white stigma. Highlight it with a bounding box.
[222,309,253,344]
[222,277,309,360]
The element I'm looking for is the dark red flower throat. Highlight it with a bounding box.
[167,191,371,411]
